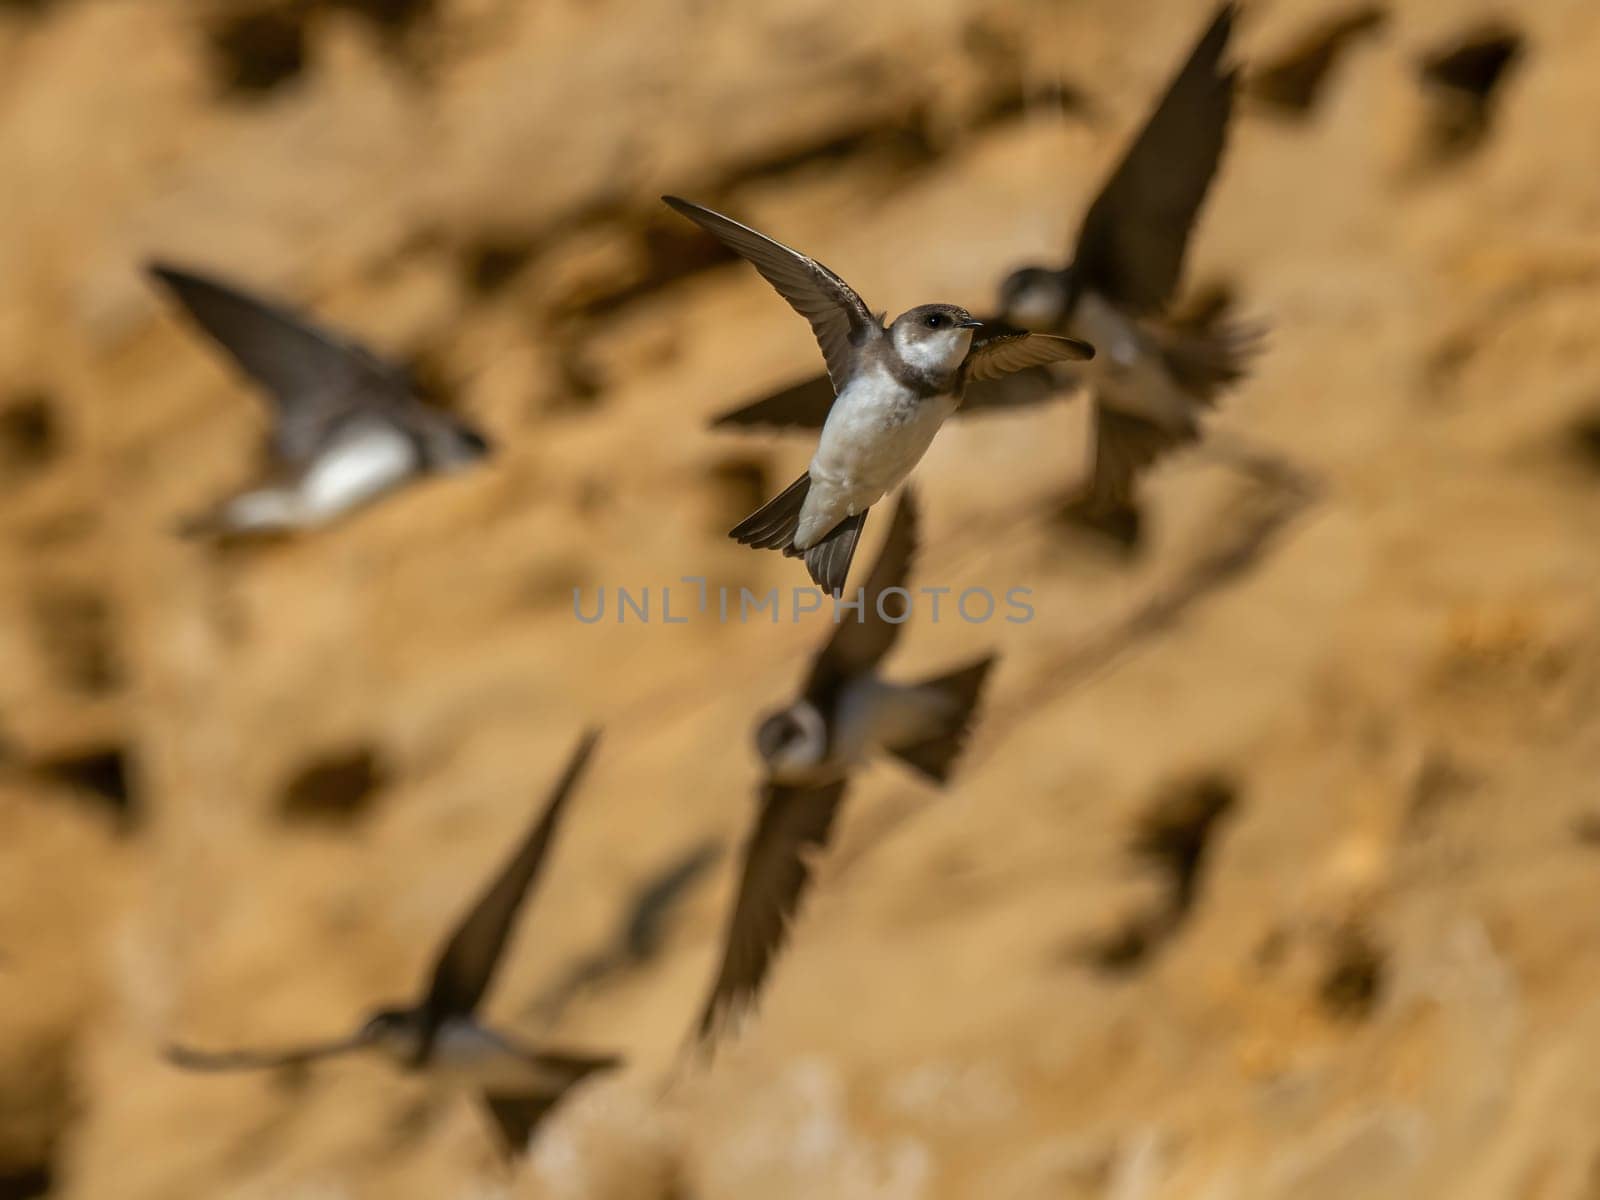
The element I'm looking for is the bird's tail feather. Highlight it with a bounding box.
[798,511,866,599]
[477,1048,621,1156]
[730,472,811,550]
[887,654,997,785]
[729,472,867,597]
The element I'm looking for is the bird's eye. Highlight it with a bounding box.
[924,313,944,329]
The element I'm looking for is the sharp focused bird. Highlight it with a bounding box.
[663,196,1093,597]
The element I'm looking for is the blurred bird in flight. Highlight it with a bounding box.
[707,4,1260,542]
[148,263,491,539]
[691,491,996,1048]
[167,731,619,1158]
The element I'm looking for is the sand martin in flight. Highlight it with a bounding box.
[691,491,995,1046]
[148,263,491,538]
[167,730,619,1158]
[996,3,1262,523]
[663,196,1092,597]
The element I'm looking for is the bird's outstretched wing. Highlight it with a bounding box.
[966,324,1095,382]
[662,197,879,395]
[419,730,601,1027]
[146,262,407,463]
[1072,4,1238,313]
[693,779,849,1046]
[709,373,839,430]
[709,366,1077,430]
[165,1032,371,1072]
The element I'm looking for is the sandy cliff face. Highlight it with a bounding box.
[2,0,1599,1196]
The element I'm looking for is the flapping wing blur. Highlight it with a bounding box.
[693,779,848,1046]
[709,373,838,430]
[147,262,406,463]
[165,1031,370,1072]
[1071,4,1238,314]
[1086,406,1192,512]
[420,730,600,1026]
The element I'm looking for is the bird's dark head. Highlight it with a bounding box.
[997,266,1071,331]
[755,702,828,780]
[419,414,494,473]
[358,1007,426,1060]
[889,304,984,376]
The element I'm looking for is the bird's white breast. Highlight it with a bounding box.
[301,425,419,520]
[797,366,956,547]
[215,487,304,533]
[423,1023,552,1092]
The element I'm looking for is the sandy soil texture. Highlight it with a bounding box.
[2,0,1599,1197]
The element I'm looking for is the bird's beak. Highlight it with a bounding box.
[957,319,985,329]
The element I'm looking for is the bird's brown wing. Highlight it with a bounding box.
[147,262,406,463]
[165,1032,371,1072]
[1087,406,1192,512]
[662,197,879,395]
[1072,4,1238,314]
[420,730,600,1026]
[693,779,849,1046]
[708,373,839,430]
[962,365,1082,414]
[710,367,1076,430]
[966,325,1095,383]
[803,489,919,698]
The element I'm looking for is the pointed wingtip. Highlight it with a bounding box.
[663,195,724,230]
[144,260,186,290]
[144,261,225,306]
[163,1041,250,1072]
[1207,2,1239,51]
[571,727,603,767]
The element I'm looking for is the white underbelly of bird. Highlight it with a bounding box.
[797,370,957,548]
[1073,292,1191,430]
[420,1023,560,1093]
[300,425,420,521]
